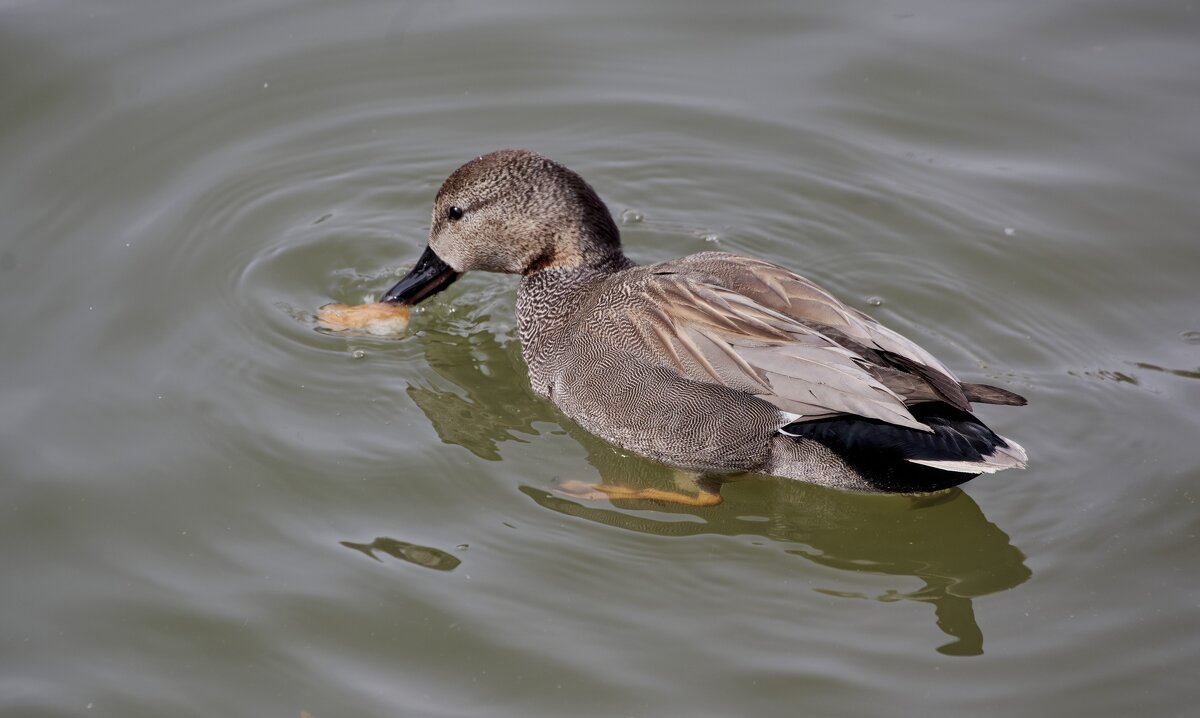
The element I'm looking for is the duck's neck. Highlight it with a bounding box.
[516,254,636,397]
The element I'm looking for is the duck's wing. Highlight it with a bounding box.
[667,252,981,407]
[609,266,927,431]
[666,252,1025,407]
[609,253,1022,432]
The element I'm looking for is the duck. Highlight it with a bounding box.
[381,149,1027,501]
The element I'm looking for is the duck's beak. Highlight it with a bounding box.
[381,245,460,305]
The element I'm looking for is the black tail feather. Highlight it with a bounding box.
[783,403,1012,492]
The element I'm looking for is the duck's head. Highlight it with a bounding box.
[382,149,624,305]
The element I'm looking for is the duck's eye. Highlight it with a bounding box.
[446,206,464,221]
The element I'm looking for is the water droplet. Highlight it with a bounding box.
[1003,227,1015,236]
[351,349,366,359]
[1180,330,1200,345]
[866,296,885,306]
[456,543,469,550]
[702,233,721,244]
[619,209,644,225]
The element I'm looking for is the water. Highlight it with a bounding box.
[3,1,1198,715]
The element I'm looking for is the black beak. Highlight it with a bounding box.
[381,245,460,305]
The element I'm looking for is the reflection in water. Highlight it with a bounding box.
[341,537,462,571]
[407,326,1031,655]
[788,489,1024,657]
[406,329,556,461]
[523,485,1028,656]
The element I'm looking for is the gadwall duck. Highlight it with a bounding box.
[382,149,1027,500]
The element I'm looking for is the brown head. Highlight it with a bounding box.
[382,150,625,305]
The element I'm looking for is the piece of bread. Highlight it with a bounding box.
[317,303,410,336]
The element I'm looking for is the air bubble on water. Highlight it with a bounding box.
[866,296,885,307]
[351,349,366,359]
[456,544,469,551]
[702,233,721,244]
[619,209,644,225]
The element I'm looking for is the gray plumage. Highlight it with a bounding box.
[385,149,1028,493]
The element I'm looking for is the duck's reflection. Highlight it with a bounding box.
[406,328,1031,656]
[405,328,554,461]
[522,479,1027,656]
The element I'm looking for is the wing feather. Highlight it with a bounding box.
[609,265,936,431]
[590,253,1017,432]
[662,252,975,410]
